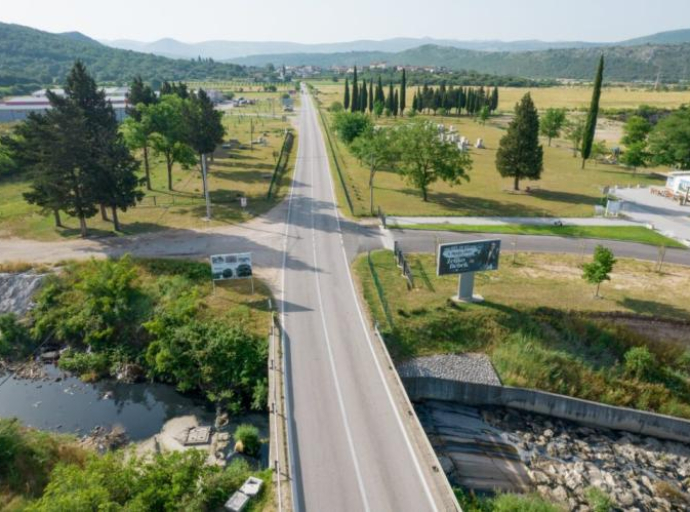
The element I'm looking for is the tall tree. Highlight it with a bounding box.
[124,76,158,189]
[581,56,605,168]
[387,83,395,114]
[145,95,197,191]
[351,66,359,113]
[565,117,586,157]
[539,108,567,146]
[343,78,350,110]
[396,119,472,201]
[368,78,374,114]
[490,87,499,112]
[393,90,399,117]
[648,106,690,169]
[350,126,400,213]
[185,89,226,217]
[400,69,407,114]
[9,62,141,236]
[360,79,368,113]
[495,93,544,191]
[376,76,385,104]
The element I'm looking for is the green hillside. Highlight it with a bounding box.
[233,43,690,82]
[0,22,249,89]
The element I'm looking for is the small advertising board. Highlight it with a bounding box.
[210,253,253,281]
[437,240,501,276]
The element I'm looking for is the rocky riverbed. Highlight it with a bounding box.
[419,401,690,511]
[484,407,690,511]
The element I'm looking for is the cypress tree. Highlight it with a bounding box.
[495,93,544,191]
[368,78,374,113]
[400,69,407,114]
[376,76,385,104]
[360,79,368,112]
[343,78,350,110]
[393,90,399,117]
[351,66,359,113]
[490,87,499,112]
[412,93,418,112]
[387,82,395,112]
[581,55,605,169]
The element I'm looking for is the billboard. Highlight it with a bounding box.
[437,240,501,276]
[210,253,253,281]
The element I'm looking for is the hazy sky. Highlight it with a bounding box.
[2,0,689,43]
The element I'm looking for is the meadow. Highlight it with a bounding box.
[354,250,690,419]
[0,92,297,240]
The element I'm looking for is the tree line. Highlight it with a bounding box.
[411,83,499,117]
[2,62,225,237]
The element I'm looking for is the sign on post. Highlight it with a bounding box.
[436,240,501,302]
[210,253,254,292]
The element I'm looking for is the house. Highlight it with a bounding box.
[665,171,690,194]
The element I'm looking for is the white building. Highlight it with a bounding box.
[0,87,130,123]
[665,171,690,194]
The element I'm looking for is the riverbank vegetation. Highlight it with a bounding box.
[354,250,690,419]
[2,256,270,414]
[0,418,271,511]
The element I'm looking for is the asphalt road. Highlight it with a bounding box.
[280,88,443,511]
[392,230,690,266]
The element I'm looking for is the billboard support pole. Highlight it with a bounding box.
[456,273,483,303]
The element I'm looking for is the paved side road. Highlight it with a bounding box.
[390,229,690,266]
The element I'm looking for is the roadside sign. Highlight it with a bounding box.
[240,197,248,209]
[210,253,253,281]
[437,239,501,276]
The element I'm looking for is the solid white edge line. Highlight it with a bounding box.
[307,91,440,512]
[280,90,303,512]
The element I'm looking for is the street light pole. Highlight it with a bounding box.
[202,153,212,220]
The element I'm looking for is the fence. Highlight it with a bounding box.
[267,130,295,200]
[367,251,394,329]
[393,241,415,289]
[316,106,355,216]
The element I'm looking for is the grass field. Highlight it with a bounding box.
[0,100,297,240]
[354,250,690,418]
[395,224,685,248]
[313,88,664,218]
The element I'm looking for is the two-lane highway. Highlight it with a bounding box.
[280,87,445,511]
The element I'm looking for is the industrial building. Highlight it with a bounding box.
[0,87,130,123]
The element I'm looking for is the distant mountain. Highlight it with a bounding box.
[59,31,101,45]
[102,28,690,61]
[230,43,690,82]
[102,36,602,60]
[619,28,690,47]
[0,22,248,87]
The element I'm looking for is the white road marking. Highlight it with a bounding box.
[306,92,440,512]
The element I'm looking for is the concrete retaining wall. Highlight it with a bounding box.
[403,377,690,444]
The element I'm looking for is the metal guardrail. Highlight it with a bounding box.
[267,130,295,200]
[316,106,355,216]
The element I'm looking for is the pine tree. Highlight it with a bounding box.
[360,79,368,112]
[495,93,544,191]
[351,66,359,113]
[125,76,158,190]
[581,56,605,169]
[343,78,350,110]
[400,69,407,114]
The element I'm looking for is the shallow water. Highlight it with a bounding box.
[0,364,216,441]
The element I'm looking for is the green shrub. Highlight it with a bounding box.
[57,350,111,381]
[624,346,657,381]
[328,101,343,112]
[331,111,372,143]
[585,486,614,512]
[492,493,562,512]
[234,424,261,456]
[0,313,34,359]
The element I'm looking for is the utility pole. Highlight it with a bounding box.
[201,153,212,220]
